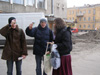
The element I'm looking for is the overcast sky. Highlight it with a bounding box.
[67,0,100,8]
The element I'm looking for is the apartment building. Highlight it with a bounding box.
[67,4,100,31]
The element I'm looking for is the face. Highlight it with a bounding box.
[11,19,17,29]
[40,22,46,28]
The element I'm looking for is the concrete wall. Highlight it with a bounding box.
[0,0,67,19]
[0,1,45,13]
[54,0,67,18]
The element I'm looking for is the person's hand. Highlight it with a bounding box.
[46,51,50,55]
[47,42,54,45]
[29,22,34,30]
[51,41,54,45]
[22,55,26,59]
[47,42,51,44]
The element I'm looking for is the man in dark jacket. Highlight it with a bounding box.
[26,18,53,75]
[0,17,28,75]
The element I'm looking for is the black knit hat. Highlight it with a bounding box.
[8,17,16,24]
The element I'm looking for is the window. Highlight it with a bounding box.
[69,11,71,15]
[79,11,82,13]
[83,25,86,28]
[83,10,86,14]
[57,3,60,8]
[79,18,81,21]
[93,24,95,28]
[88,10,91,14]
[76,12,77,15]
[0,0,9,2]
[72,11,74,14]
[88,25,90,28]
[83,17,86,21]
[79,25,81,28]
[13,0,24,4]
[70,18,71,20]
[93,9,95,15]
[62,4,64,10]
[26,0,35,6]
[72,17,74,21]
[38,0,45,9]
[88,17,91,21]
[93,16,95,21]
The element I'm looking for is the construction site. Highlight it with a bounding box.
[71,29,100,75]
[72,29,100,43]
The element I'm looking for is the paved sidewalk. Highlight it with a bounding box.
[0,43,100,75]
[0,50,52,75]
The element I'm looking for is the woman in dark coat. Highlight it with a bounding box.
[26,18,53,75]
[52,18,72,75]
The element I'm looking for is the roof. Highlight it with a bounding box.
[67,4,100,9]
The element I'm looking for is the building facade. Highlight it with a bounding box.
[0,0,67,18]
[67,4,100,31]
[0,0,67,29]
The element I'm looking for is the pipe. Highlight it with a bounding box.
[51,0,54,14]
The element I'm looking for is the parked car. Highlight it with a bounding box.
[71,28,78,33]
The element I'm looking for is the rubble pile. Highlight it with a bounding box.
[72,29,100,44]
[78,29,100,40]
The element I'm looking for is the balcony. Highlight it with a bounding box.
[76,13,84,17]
[65,20,74,23]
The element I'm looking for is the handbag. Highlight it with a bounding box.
[50,44,61,69]
[44,43,52,74]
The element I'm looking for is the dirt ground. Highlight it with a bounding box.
[0,32,100,75]
[72,42,100,75]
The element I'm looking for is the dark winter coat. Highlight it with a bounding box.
[26,24,53,56]
[54,27,72,56]
[0,24,28,61]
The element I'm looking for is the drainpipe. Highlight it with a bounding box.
[45,0,47,10]
[10,0,13,12]
[24,0,26,6]
[51,0,54,15]
[10,0,13,4]
[35,0,38,8]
